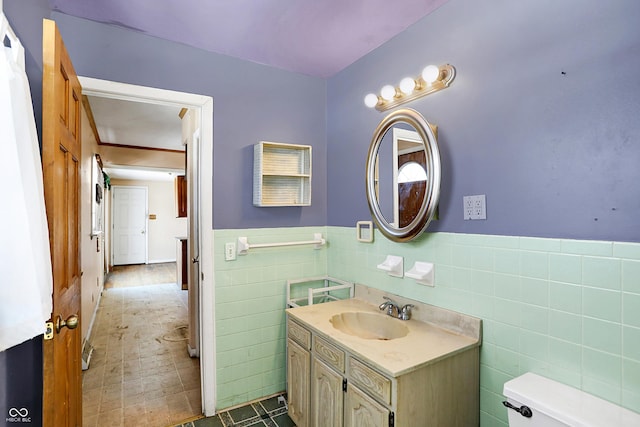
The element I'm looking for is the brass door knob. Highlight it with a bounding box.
[56,314,79,333]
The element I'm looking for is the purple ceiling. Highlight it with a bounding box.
[49,0,448,77]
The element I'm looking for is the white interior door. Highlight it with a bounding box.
[112,186,148,265]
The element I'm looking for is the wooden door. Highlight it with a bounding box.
[397,150,427,228]
[312,358,344,427]
[287,339,310,427]
[111,186,148,265]
[42,18,83,427]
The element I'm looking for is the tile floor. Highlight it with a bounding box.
[82,267,201,426]
[173,395,296,427]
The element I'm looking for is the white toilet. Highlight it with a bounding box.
[503,372,640,426]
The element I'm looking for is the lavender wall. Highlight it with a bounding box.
[49,12,328,230]
[327,0,640,243]
[10,1,637,240]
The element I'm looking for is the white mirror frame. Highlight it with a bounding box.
[365,108,441,242]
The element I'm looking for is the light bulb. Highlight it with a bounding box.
[399,77,416,95]
[364,93,379,108]
[421,65,441,83]
[380,85,396,101]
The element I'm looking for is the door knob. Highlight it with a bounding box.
[56,314,79,333]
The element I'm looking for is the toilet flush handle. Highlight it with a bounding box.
[502,401,533,418]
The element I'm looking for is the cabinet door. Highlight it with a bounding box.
[288,339,311,427]
[312,358,344,427]
[345,384,389,427]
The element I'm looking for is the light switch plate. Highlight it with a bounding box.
[225,242,236,261]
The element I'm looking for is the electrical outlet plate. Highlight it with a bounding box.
[225,242,236,261]
[463,195,486,220]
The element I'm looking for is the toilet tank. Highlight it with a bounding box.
[503,372,640,427]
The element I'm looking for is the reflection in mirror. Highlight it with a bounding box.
[398,162,427,183]
[398,161,427,228]
[366,109,440,242]
[375,126,427,228]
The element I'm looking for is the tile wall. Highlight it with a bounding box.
[326,226,640,426]
[214,226,640,425]
[213,227,328,409]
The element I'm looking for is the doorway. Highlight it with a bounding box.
[80,77,215,417]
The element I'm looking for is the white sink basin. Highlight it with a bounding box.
[330,312,409,340]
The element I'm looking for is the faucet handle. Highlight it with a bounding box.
[400,304,414,320]
[379,296,393,310]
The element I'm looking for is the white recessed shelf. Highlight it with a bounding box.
[253,141,312,207]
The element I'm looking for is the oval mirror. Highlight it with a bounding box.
[366,109,441,242]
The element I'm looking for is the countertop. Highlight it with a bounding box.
[286,298,481,378]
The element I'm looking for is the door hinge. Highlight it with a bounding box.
[44,321,54,340]
[342,378,347,392]
[389,411,395,427]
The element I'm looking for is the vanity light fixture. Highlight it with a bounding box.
[364,64,456,112]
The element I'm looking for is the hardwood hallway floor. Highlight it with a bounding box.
[105,262,177,289]
[82,263,201,426]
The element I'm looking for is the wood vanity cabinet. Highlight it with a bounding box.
[312,358,344,426]
[288,317,391,427]
[313,356,389,426]
[287,318,312,427]
[287,315,479,427]
[344,384,389,427]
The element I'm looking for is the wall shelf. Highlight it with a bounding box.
[253,141,312,207]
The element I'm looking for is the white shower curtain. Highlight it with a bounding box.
[0,13,53,352]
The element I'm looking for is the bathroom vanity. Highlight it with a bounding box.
[285,285,482,427]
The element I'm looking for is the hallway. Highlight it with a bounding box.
[82,263,201,426]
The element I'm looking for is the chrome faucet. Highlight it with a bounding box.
[379,297,414,320]
[379,296,400,318]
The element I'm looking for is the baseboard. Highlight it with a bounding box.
[147,259,177,264]
[81,285,103,370]
[81,342,94,371]
[83,287,103,348]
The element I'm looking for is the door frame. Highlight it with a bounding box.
[110,185,149,266]
[79,76,216,415]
